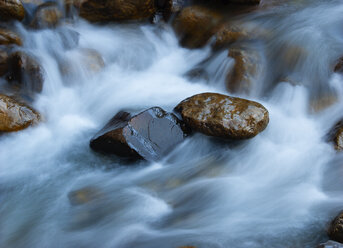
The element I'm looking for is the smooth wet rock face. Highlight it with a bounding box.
[7,51,44,94]
[318,241,343,248]
[90,107,187,161]
[173,5,223,48]
[0,29,22,46]
[0,0,25,21]
[79,0,156,22]
[329,211,343,243]
[30,2,63,29]
[0,94,40,132]
[175,92,269,139]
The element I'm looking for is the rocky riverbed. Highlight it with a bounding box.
[1,0,343,247]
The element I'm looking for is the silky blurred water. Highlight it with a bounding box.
[1,0,343,247]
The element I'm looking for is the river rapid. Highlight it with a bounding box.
[1,0,343,247]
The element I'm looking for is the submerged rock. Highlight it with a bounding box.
[90,107,187,161]
[172,5,223,48]
[318,241,343,248]
[68,186,103,206]
[0,29,22,46]
[329,211,343,243]
[335,57,343,73]
[7,51,44,94]
[79,0,156,22]
[175,92,269,139]
[0,0,25,21]
[30,2,63,29]
[60,48,105,78]
[0,94,40,132]
[226,46,262,94]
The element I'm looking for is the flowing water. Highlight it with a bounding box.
[1,0,343,247]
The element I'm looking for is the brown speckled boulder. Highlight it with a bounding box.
[175,92,269,139]
[173,5,223,48]
[0,0,25,21]
[0,94,40,132]
[90,107,187,161]
[329,211,343,243]
[79,0,156,22]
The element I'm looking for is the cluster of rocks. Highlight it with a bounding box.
[89,93,269,161]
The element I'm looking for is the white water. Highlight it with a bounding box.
[1,1,343,247]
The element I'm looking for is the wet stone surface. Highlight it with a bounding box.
[175,92,269,139]
[90,107,188,161]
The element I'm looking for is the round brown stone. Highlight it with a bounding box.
[175,92,269,139]
[0,94,40,132]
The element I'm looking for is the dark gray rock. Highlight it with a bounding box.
[90,107,188,161]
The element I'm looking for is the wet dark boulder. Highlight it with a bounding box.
[175,92,269,139]
[329,211,343,243]
[30,2,63,29]
[318,241,343,248]
[172,5,224,48]
[335,57,343,73]
[7,51,44,94]
[0,0,25,21]
[0,28,22,46]
[156,0,185,21]
[78,0,156,23]
[90,107,188,161]
[0,94,40,132]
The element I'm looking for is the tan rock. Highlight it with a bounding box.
[175,92,269,139]
[0,0,25,21]
[0,94,40,132]
[173,5,224,48]
[214,23,252,49]
[0,29,22,46]
[31,2,63,29]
